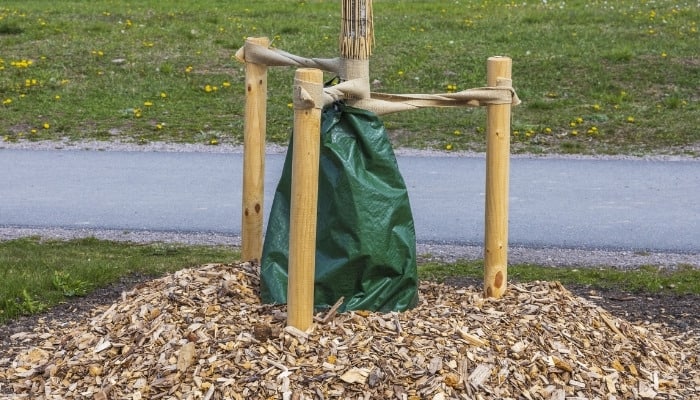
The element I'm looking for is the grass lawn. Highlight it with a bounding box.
[0,0,698,155]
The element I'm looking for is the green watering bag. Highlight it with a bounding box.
[260,104,418,312]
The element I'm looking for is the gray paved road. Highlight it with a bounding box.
[1,149,698,254]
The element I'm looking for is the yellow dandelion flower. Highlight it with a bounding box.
[144,101,153,107]
[453,129,462,136]
[160,92,167,98]
[185,66,193,73]
[43,122,50,129]
[592,104,601,111]
[222,81,231,88]
[626,116,635,123]
[445,143,453,151]
[544,127,552,134]
[571,130,579,136]
[54,95,60,100]
[209,138,219,145]
[204,85,213,93]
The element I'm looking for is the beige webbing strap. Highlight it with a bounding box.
[323,58,370,104]
[348,78,521,115]
[237,39,520,115]
[293,74,325,110]
[236,41,340,73]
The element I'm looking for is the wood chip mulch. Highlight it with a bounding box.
[1,262,698,399]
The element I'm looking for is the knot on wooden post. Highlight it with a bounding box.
[483,56,513,299]
[240,37,270,263]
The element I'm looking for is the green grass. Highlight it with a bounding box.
[2,237,698,324]
[419,260,700,294]
[0,0,698,155]
[0,237,239,324]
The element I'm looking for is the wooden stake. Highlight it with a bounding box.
[484,56,512,299]
[241,37,269,262]
[287,68,323,330]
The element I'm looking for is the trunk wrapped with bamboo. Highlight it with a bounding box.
[340,0,374,60]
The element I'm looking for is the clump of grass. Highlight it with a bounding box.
[0,22,23,35]
[0,237,239,324]
[419,260,700,295]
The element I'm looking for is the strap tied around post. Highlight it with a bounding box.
[294,75,324,110]
[236,41,340,73]
[237,40,520,115]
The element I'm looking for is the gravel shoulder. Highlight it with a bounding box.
[1,226,698,270]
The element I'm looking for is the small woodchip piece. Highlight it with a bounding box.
[1,262,698,399]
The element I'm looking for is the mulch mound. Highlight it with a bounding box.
[1,262,698,399]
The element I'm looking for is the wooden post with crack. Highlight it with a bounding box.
[484,56,513,299]
[240,37,269,263]
[287,68,323,330]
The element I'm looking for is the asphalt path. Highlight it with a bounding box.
[1,148,699,255]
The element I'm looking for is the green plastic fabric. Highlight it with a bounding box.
[260,104,418,312]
